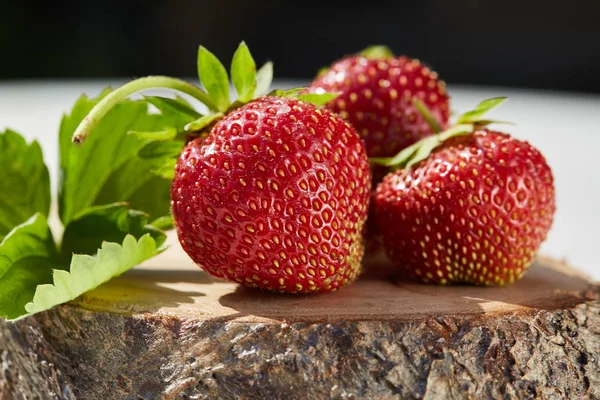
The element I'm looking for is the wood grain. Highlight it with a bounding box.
[1,235,598,399]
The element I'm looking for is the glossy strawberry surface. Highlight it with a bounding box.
[309,55,450,161]
[373,130,555,285]
[171,96,371,293]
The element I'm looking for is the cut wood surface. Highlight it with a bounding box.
[1,234,599,400]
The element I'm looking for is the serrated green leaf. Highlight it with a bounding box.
[0,130,51,240]
[20,234,161,320]
[296,92,340,106]
[61,203,166,257]
[185,113,223,132]
[456,97,508,124]
[231,41,257,103]
[59,91,191,224]
[197,46,231,112]
[255,62,274,98]
[359,45,394,59]
[0,214,60,320]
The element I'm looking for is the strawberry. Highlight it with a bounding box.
[172,96,371,293]
[72,42,371,293]
[371,99,556,285]
[307,46,451,179]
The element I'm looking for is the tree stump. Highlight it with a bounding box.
[1,235,599,400]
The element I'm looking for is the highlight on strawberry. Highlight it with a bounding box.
[71,42,372,294]
[370,98,556,286]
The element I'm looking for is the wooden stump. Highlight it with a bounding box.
[1,236,599,400]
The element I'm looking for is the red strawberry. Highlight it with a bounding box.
[373,121,556,285]
[172,96,371,293]
[308,46,450,173]
[72,42,371,294]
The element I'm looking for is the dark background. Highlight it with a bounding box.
[2,0,599,93]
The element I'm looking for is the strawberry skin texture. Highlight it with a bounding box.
[309,55,450,160]
[171,96,372,293]
[373,130,556,286]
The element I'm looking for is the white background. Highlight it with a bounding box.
[0,80,598,281]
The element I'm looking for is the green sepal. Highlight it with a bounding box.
[296,92,340,106]
[370,124,473,169]
[413,99,443,133]
[456,97,508,124]
[269,87,305,98]
[197,46,231,112]
[231,41,257,103]
[316,66,330,78]
[254,62,274,98]
[359,45,394,59]
[185,113,224,132]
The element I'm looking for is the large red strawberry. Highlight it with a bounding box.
[372,99,556,285]
[308,46,450,173]
[72,42,371,293]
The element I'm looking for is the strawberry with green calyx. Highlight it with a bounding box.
[307,45,451,183]
[72,42,372,294]
[371,98,556,286]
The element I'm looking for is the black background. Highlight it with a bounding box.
[2,0,599,93]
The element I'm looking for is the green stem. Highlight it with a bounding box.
[71,76,219,144]
[413,98,442,134]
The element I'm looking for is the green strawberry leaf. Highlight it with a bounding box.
[20,234,161,321]
[185,113,224,132]
[456,97,508,124]
[296,92,340,106]
[231,41,257,103]
[0,214,60,320]
[149,215,175,231]
[359,45,394,59]
[254,62,274,98]
[0,130,51,240]
[197,46,231,112]
[137,140,185,180]
[129,127,178,141]
[59,90,193,225]
[61,203,166,258]
[146,96,201,123]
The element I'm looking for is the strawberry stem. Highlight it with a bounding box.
[72,76,219,144]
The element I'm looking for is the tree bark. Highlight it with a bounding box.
[1,243,598,400]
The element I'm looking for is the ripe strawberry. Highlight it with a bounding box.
[308,46,451,173]
[72,42,371,294]
[373,122,556,286]
[172,96,371,293]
